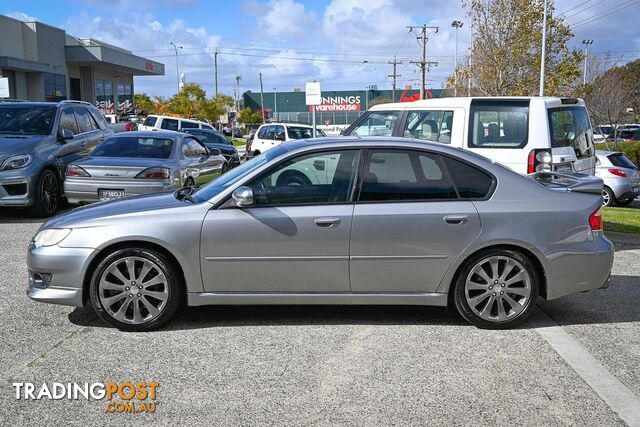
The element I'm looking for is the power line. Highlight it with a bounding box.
[571,0,640,28]
[558,0,593,16]
[563,0,605,20]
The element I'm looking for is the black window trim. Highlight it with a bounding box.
[354,147,497,204]
[467,99,530,150]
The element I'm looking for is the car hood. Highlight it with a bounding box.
[0,134,49,162]
[44,191,189,229]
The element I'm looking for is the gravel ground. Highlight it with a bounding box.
[0,207,637,425]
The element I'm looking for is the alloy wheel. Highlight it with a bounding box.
[98,256,169,325]
[602,189,610,206]
[464,255,532,323]
[41,173,58,214]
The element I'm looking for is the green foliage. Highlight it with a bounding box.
[603,207,640,234]
[166,83,233,122]
[133,93,155,114]
[237,107,264,125]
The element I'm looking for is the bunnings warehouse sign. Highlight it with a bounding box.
[309,95,362,112]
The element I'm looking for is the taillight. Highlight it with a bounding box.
[65,164,90,177]
[589,207,603,231]
[608,168,627,177]
[151,128,157,131]
[528,149,552,173]
[124,123,132,132]
[135,167,170,179]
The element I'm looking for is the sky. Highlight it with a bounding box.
[3,0,640,98]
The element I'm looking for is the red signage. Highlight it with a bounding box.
[309,95,361,112]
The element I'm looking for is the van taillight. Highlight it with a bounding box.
[528,149,552,173]
[124,123,132,132]
[589,207,603,231]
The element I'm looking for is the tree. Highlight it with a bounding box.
[445,0,582,96]
[237,108,263,125]
[133,93,155,114]
[165,83,232,122]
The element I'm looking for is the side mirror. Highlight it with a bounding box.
[58,128,74,141]
[232,186,254,207]
[208,147,221,156]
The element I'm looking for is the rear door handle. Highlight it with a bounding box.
[314,217,341,228]
[444,215,469,225]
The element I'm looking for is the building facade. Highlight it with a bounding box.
[243,87,453,127]
[0,15,164,114]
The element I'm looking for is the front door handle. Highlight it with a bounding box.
[444,215,469,225]
[314,217,341,228]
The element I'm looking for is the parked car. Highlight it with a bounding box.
[137,115,215,132]
[180,128,240,170]
[64,131,225,204]
[609,129,640,141]
[248,122,327,158]
[104,114,138,133]
[342,97,596,175]
[28,137,612,332]
[0,101,114,216]
[596,150,640,206]
[222,125,243,138]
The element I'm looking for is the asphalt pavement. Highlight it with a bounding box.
[0,207,638,425]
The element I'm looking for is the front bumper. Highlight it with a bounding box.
[0,173,36,207]
[64,178,176,204]
[26,244,98,307]
[538,234,614,300]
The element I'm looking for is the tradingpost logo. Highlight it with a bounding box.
[12,381,159,413]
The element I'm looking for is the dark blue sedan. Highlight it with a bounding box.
[181,128,240,171]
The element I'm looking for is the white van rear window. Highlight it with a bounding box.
[468,101,529,149]
[548,107,594,159]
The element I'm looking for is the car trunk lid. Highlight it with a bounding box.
[73,157,168,180]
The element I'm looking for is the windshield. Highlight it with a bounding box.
[0,106,56,136]
[91,136,175,159]
[191,145,287,202]
[608,153,637,169]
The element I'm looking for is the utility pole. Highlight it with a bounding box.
[235,75,241,112]
[259,72,265,123]
[468,20,473,96]
[582,39,593,85]
[169,42,182,94]
[539,0,548,96]
[273,87,277,121]
[214,48,218,96]
[408,25,439,99]
[451,20,464,97]
[388,55,402,102]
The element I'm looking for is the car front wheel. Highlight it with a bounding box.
[453,249,539,329]
[32,169,60,217]
[89,247,181,332]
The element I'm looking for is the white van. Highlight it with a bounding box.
[248,122,326,158]
[138,115,215,132]
[342,97,596,175]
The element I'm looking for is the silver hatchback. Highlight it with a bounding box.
[64,131,225,204]
[28,138,613,331]
[595,150,640,206]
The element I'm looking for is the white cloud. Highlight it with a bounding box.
[255,0,317,39]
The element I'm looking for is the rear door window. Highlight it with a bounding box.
[265,125,276,140]
[442,156,494,199]
[403,110,454,143]
[160,118,179,131]
[143,116,157,127]
[548,107,594,159]
[349,111,401,137]
[469,101,529,148]
[180,120,200,129]
[359,150,458,201]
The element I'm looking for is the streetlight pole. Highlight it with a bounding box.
[451,20,463,97]
[273,88,277,121]
[582,39,593,85]
[169,42,182,94]
[539,0,548,96]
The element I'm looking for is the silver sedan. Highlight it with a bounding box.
[595,150,640,207]
[28,137,613,331]
[64,131,226,204]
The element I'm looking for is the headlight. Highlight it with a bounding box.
[32,228,72,248]
[1,154,33,171]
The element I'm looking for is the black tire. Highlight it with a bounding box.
[32,169,60,217]
[617,198,635,207]
[89,247,182,332]
[221,162,229,174]
[253,150,261,157]
[276,170,312,186]
[453,248,540,329]
[602,186,617,207]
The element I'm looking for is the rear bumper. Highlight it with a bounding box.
[64,178,176,204]
[605,176,639,200]
[537,234,614,300]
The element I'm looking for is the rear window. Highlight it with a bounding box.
[286,126,313,139]
[143,116,157,127]
[608,153,637,169]
[181,121,200,129]
[548,107,594,159]
[442,156,494,199]
[91,137,174,159]
[160,118,179,131]
[469,101,529,148]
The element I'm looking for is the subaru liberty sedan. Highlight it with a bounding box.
[27,137,613,331]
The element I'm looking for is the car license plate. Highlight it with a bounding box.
[98,189,126,200]
[555,164,572,172]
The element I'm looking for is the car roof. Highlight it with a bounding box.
[368,96,585,111]
[117,130,184,139]
[596,150,621,156]
[260,122,313,128]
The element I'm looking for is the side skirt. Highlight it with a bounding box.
[187,292,448,307]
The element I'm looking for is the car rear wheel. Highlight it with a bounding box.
[32,169,60,217]
[89,247,181,332]
[453,249,539,329]
[602,187,616,207]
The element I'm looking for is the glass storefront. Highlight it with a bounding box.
[43,73,67,102]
